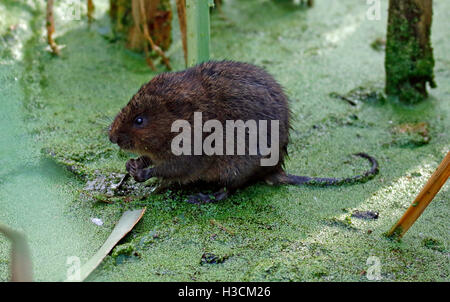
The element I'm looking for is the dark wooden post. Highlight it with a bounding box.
[385,0,436,103]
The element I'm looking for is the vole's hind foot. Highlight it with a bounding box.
[186,188,230,204]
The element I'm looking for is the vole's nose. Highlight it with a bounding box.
[109,133,118,144]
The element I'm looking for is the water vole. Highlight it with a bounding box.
[109,61,378,203]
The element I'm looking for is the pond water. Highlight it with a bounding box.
[0,3,106,281]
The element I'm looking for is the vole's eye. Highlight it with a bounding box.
[134,116,145,126]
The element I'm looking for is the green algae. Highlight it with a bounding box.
[0,0,125,281]
[0,0,449,282]
[422,237,445,253]
[112,242,140,265]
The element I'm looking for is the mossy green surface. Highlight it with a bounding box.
[385,0,436,104]
[0,0,449,281]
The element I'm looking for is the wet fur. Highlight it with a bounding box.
[109,61,378,203]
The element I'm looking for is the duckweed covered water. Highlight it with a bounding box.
[0,0,119,281]
[0,0,449,281]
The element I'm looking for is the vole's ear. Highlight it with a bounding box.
[165,100,194,116]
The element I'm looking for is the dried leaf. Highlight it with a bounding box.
[67,208,146,281]
[0,224,33,282]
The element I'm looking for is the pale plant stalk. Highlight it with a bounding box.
[0,224,33,282]
[186,0,211,67]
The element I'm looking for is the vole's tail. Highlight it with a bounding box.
[268,153,379,186]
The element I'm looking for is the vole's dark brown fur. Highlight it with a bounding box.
[109,61,378,203]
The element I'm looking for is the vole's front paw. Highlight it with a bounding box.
[186,188,230,204]
[126,157,149,173]
[126,159,153,182]
[130,168,153,182]
[126,159,137,173]
[187,193,214,204]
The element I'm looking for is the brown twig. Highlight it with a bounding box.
[176,0,188,66]
[143,43,156,70]
[137,0,172,70]
[87,0,95,24]
[329,92,358,106]
[210,219,235,236]
[387,151,450,239]
[46,0,59,55]
[130,0,154,69]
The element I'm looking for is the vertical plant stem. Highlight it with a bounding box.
[135,0,172,70]
[186,0,211,67]
[176,0,188,66]
[87,0,95,24]
[0,224,33,282]
[46,0,59,55]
